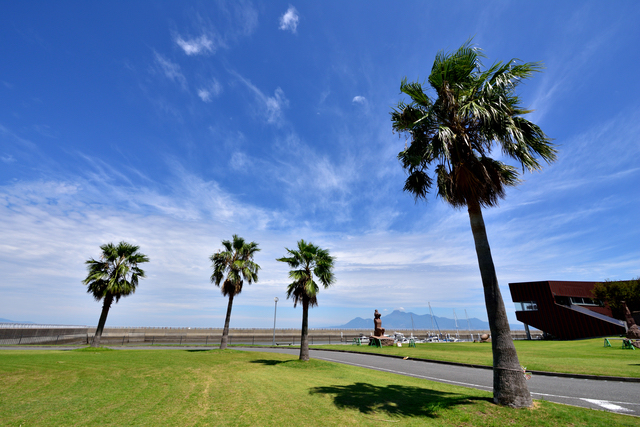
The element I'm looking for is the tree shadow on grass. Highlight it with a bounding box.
[250,359,292,366]
[310,382,490,418]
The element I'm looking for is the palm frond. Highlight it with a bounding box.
[402,170,433,201]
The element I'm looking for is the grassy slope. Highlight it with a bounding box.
[0,348,638,426]
[312,338,640,378]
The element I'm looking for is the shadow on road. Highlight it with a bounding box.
[310,382,490,418]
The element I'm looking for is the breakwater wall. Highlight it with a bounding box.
[0,325,537,345]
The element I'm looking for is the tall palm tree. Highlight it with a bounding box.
[277,240,335,361]
[83,241,149,347]
[391,41,556,408]
[210,234,260,350]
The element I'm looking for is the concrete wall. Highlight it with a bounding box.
[0,326,536,345]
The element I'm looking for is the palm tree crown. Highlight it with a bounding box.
[210,234,260,296]
[83,241,149,302]
[392,40,556,207]
[277,239,335,307]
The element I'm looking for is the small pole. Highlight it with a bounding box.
[272,297,279,346]
[205,336,208,346]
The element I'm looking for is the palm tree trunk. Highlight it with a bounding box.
[299,299,310,361]
[220,293,234,350]
[92,294,113,347]
[467,201,532,408]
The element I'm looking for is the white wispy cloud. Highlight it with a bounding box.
[256,129,361,226]
[0,123,59,171]
[352,96,366,104]
[233,71,289,124]
[176,34,215,56]
[153,52,187,90]
[265,88,288,123]
[0,123,38,150]
[528,6,617,123]
[197,78,222,102]
[198,89,212,102]
[230,151,250,171]
[234,1,259,36]
[173,3,256,59]
[279,6,299,33]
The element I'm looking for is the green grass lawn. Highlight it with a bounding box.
[1,348,638,426]
[311,338,640,378]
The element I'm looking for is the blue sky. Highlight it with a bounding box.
[1,2,639,329]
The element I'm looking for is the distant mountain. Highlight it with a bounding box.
[340,317,372,328]
[330,310,524,330]
[0,318,35,324]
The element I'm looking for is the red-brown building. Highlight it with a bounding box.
[509,281,626,340]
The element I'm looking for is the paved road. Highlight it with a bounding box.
[236,347,640,417]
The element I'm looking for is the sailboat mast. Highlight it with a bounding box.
[453,309,459,339]
[428,302,441,338]
[428,302,434,331]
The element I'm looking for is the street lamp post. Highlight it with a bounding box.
[272,297,279,346]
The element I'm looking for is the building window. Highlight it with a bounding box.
[515,301,538,311]
[568,297,603,306]
[555,296,604,307]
